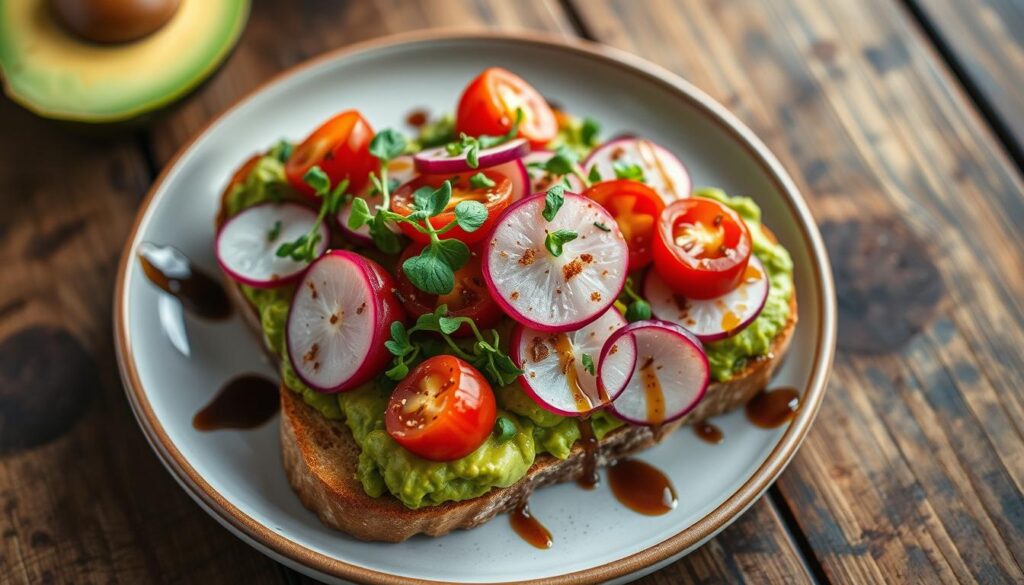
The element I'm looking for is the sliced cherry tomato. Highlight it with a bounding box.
[395,243,504,336]
[652,197,752,300]
[385,355,497,462]
[456,68,558,149]
[285,110,376,200]
[390,170,513,245]
[583,180,665,269]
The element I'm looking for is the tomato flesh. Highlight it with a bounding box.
[583,180,665,269]
[395,244,504,336]
[385,356,497,462]
[285,110,376,200]
[390,170,513,245]
[456,68,558,148]
[652,197,752,299]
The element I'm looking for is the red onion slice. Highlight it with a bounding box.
[644,257,769,342]
[286,251,404,393]
[607,321,709,425]
[511,307,636,416]
[413,138,529,174]
[583,137,691,203]
[483,192,629,332]
[216,203,327,288]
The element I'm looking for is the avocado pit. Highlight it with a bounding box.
[49,0,180,44]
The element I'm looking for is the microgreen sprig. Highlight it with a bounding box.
[619,276,652,322]
[542,145,593,189]
[384,305,523,386]
[444,108,524,169]
[275,166,348,262]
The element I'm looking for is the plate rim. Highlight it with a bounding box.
[114,29,836,585]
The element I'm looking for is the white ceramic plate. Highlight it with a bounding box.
[115,32,836,585]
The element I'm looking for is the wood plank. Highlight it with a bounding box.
[908,0,1024,164]
[139,1,813,583]
[569,0,1024,583]
[0,100,285,583]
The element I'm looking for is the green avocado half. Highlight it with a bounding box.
[0,0,249,123]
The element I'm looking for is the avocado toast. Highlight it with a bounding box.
[213,68,797,542]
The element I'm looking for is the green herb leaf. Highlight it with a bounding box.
[469,172,496,189]
[303,166,330,196]
[466,143,480,168]
[385,362,409,380]
[625,299,652,322]
[384,321,413,356]
[454,200,488,232]
[267,220,282,242]
[613,161,645,182]
[347,197,373,229]
[431,238,471,271]
[424,181,452,217]
[370,213,403,255]
[543,184,565,221]
[593,221,611,232]
[485,345,524,386]
[402,250,455,295]
[544,229,578,257]
[369,129,407,162]
[411,186,434,213]
[581,118,601,147]
[493,416,517,442]
[581,353,596,375]
[543,145,578,176]
[588,165,603,184]
[270,140,293,163]
[437,316,462,335]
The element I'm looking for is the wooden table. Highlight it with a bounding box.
[2,1,1022,583]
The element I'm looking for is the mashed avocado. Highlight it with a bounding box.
[230,150,792,508]
[696,188,795,381]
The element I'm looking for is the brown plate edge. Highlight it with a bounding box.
[113,28,837,585]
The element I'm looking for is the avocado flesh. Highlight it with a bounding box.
[0,0,248,122]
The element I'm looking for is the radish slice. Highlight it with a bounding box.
[607,321,709,425]
[286,251,405,393]
[523,149,584,193]
[216,203,327,288]
[644,257,769,342]
[413,138,529,174]
[511,307,636,416]
[487,159,529,202]
[483,192,629,332]
[583,137,691,203]
[336,156,415,245]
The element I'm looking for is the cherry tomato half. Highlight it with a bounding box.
[390,170,513,245]
[652,197,752,300]
[385,355,497,462]
[456,68,558,149]
[583,180,665,270]
[285,110,376,200]
[395,243,504,336]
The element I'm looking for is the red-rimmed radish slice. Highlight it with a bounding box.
[583,137,691,203]
[413,138,529,174]
[511,307,636,416]
[644,257,769,342]
[607,321,709,425]
[483,192,629,332]
[286,251,405,393]
[216,203,327,288]
[523,149,583,193]
[487,158,529,202]
[336,156,415,245]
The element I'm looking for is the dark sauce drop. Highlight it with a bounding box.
[193,375,279,431]
[138,242,231,320]
[510,501,552,549]
[693,420,724,444]
[405,108,429,128]
[745,387,801,429]
[576,417,599,489]
[607,458,677,516]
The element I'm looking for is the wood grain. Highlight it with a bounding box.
[909,0,1024,164]
[569,0,1024,583]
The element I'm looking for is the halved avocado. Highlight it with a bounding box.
[0,0,249,123]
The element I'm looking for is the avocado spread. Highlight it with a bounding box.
[226,152,793,508]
